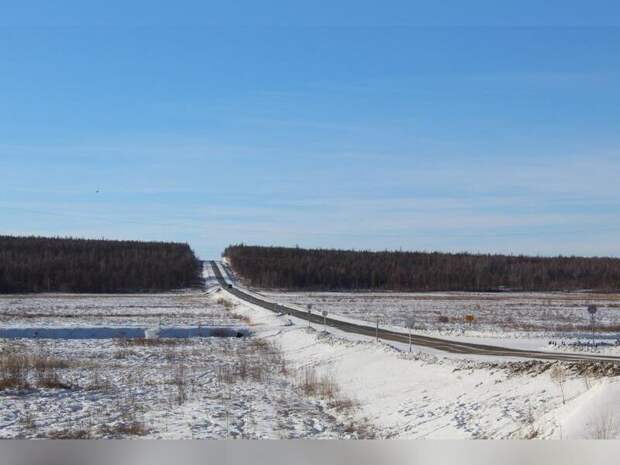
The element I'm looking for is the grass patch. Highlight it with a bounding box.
[229,312,251,324]
[99,421,149,438]
[0,353,72,391]
[297,366,339,399]
[216,339,288,385]
[47,429,93,439]
[115,338,189,347]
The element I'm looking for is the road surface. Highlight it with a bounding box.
[209,261,620,363]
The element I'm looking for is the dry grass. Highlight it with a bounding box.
[0,353,72,391]
[95,390,150,438]
[173,363,188,405]
[47,429,93,439]
[342,417,377,439]
[99,421,149,438]
[114,421,149,436]
[295,365,370,436]
[19,407,36,431]
[327,396,359,413]
[217,298,233,310]
[216,363,236,385]
[229,312,251,324]
[297,366,339,399]
[216,339,288,385]
[84,368,115,392]
[217,296,252,327]
[115,338,189,347]
[500,321,620,333]
[113,349,138,360]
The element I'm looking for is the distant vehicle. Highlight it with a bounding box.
[227,284,233,289]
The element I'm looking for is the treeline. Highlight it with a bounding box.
[0,236,202,293]
[224,244,620,291]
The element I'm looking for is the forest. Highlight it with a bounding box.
[224,244,620,292]
[0,236,202,293]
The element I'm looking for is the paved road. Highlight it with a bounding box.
[209,261,620,363]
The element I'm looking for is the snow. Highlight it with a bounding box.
[0,292,368,439]
[261,290,620,355]
[0,337,357,439]
[220,286,620,439]
[535,378,620,439]
[2,269,619,439]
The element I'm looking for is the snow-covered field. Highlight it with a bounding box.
[0,293,238,329]
[0,292,369,439]
[2,282,620,439]
[260,291,620,346]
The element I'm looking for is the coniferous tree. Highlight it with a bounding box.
[224,244,620,291]
[0,236,201,293]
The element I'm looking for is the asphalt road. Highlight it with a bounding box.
[209,261,620,363]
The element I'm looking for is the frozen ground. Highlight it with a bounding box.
[0,292,369,439]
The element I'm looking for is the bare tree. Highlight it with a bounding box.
[550,365,568,404]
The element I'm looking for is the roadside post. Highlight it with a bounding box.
[376,317,379,343]
[322,310,328,330]
[406,317,415,353]
[307,304,313,329]
[588,305,598,347]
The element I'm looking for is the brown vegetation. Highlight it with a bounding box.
[297,367,339,399]
[216,339,288,385]
[0,353,72,390]
[115,338,190,347]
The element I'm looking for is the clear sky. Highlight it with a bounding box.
[2,1,620,258]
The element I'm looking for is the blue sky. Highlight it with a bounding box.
[2,2,620,258]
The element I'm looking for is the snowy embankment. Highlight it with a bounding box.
[536,378,620,439]
[220,289,620,439]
